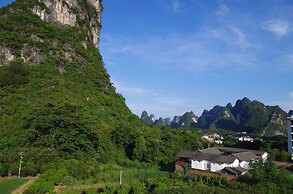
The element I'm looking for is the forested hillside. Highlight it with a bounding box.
[0,0,207,175]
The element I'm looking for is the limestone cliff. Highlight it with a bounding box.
[0,0,102,65]
[31,0,102,46]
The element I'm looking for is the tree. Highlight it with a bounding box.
[276,151,290,162]
[132,135,147,161]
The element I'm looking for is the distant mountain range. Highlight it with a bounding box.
[141,111,197,128]
[141,97,289,136]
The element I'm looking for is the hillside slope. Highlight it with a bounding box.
[0,0,159,163]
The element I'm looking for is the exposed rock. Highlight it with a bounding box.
[82,40,88,49]
[32,0,77,26]
[31,34,44,42]
[57,64,66,74]
[21,44,47,64]
[64,43,76,61]
[31,0,102,48]
[0,46,15,65]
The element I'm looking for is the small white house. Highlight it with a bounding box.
[176,146,268,176]
[238,136,254,142]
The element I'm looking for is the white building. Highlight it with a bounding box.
[238,136,254,142]
[288,116,293,160]
[202,133,223,144]
[176,146,268,176]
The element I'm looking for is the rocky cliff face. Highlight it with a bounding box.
[31,0,102,46]
[0,0,102,66]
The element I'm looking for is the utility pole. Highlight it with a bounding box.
[18,152,24,178]
[119,170,123,185]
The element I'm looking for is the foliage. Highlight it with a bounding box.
[0,59,28,87]
[24,168,67,194]
[21,162,38,177]
[195,97,287,135]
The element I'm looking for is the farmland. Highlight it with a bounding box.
[0,178,28,194]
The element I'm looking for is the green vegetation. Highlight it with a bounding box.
[196,97,287,135]
[22,158,292,193]
[0,178,28,194]
[0,1,291,194]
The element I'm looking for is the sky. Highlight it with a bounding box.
[1,0,293,118]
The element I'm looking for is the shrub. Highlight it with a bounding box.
[22,161,38,177]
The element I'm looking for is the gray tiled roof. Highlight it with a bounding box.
[216,146,266,156]
[190,152,237,164]
[232,151,259,161]
[222,166,247,176]
[214,155,237,163]
[177,146,267,164]
[177,150,194,158]
[199,147,223,155]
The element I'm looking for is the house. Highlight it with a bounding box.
[238,136,254,142]
[176,146,268,177]
[287,115,293,160]
[202,133,223,144]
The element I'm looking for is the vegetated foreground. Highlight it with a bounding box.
[18,158,291,194]
[0,178,28,194]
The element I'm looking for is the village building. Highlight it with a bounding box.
[238,136,254,142]
[202,133,223,145]
[288,115,293,160]
[175,146,268,177]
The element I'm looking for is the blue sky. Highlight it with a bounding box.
[1,0,293,118]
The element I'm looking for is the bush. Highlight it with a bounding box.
[22,161,38,177]
[23,179,54,194]
[276,151,290,162]
[86,188,97,194]
[0,163,7,176]
[0,58,28,87]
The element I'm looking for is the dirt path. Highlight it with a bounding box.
[274,161,293,168]
[11,178,36,194]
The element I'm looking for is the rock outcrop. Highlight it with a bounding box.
[0,47,15,65]
[0,0,102,66]
[31,0,102,47]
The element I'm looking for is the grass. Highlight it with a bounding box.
[0,178,28,194]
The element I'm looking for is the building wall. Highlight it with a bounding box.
[191,160,207,170]
[210,162,225,172]
[192,159,239,172]
[261,152,269,161]
[230,158,240,168]
[240,161,251,170]
[288,118,293,160]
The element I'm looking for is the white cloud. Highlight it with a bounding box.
[101,27,261,76]
[111,80,200,118]
[112,80,149,96]
[216,4,230,17]
[261,20,291,38]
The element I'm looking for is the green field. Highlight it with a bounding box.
[0,178,28,194]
